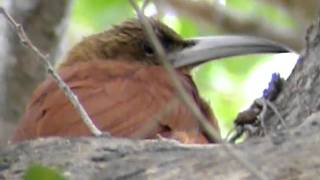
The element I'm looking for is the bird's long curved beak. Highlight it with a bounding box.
[169,36,292,68]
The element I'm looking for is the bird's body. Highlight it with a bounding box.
[12,60,217,143]
[11,18,289,143]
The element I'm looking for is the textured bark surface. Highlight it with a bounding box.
[1,116,320,180]
[0,0,72,144]
[265,18,320,131]
[0,0,72,122]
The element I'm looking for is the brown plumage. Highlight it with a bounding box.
[12,18,289,143]
[12,19,219,144]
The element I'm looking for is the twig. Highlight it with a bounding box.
[255,98,287,132]
[265,100,287,128]
[129,0,220,143]
[228,126,244,143]
[225,126,236,141]
[255,98,268,134]
[129,1,269,180]
[142,0,151,12]
[0,7,103,137]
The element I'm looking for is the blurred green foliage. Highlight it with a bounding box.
[71,0,295,136]
[24,164,65,180]
[226,0,296,28]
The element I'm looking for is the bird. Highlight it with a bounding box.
[11,18,289,144]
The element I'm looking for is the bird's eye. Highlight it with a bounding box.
[142,43,154,56]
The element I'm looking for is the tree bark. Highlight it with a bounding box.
[0,118,319,180]
[1,15,320,180]
[0,0,72,144]
[265,18,320,131]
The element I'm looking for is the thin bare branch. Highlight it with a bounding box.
[142,0,151,12]
[129,1,269,179]
[129,0,220,142]
[0,7,103,137]
[265,99,287,128]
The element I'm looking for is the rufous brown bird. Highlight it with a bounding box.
[11,18,289,144]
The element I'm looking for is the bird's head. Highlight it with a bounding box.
[60,18,291,69]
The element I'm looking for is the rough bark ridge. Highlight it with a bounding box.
[1,118,320,180]
[265,17,320,131]
[0,0,72,145]
[1,10,320,180]
[0,0,72,122]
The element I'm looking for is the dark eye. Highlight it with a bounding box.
[142,43,154,56]
[161,37,172,50]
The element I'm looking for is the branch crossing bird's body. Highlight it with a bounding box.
[12,18,290,144]
[13,60,217,143]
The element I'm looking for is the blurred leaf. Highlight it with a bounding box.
[175,17,199,37]
[210,91,243,133]
[226,0,256,13]
[226,0,295,29]
[24,164,65,180]
[255,2,296,28]
[72,0,134,31]
[220,55,269,81]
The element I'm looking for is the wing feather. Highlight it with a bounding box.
[12,60,219,143]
